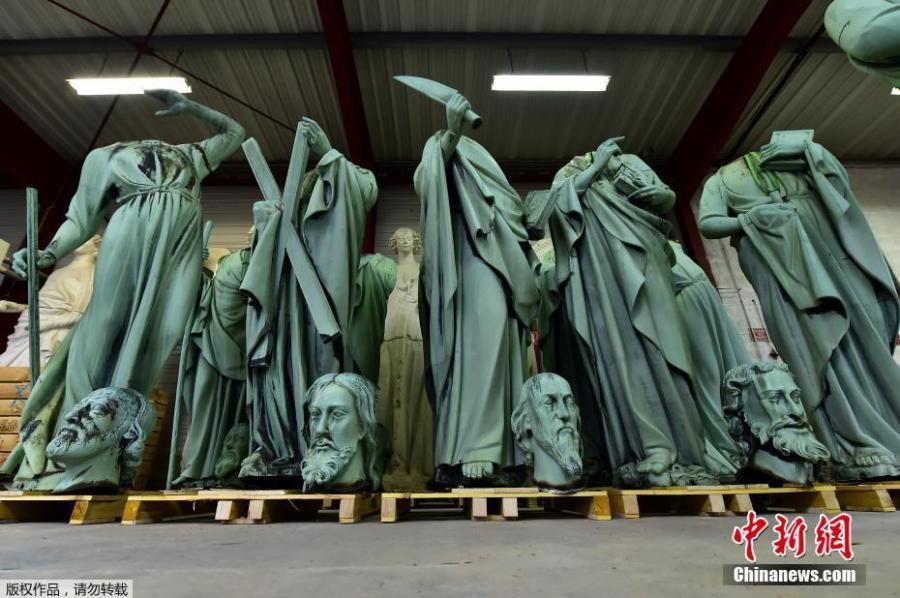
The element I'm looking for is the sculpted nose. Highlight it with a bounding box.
[313,415,328,436]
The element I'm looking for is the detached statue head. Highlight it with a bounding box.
[512,373,584,491]
[301,373,383,492]
[723,362,829,484]
[213,423,250,487]
[46,387,156,493]
[388,227,422,259]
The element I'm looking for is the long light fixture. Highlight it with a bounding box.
[492,74,610,92]
[67,76,192,96]
[892,87,900,95]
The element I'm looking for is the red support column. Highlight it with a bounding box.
[664,0,813,282]
[316,0,378,252]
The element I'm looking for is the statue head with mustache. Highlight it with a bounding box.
[723,361,830,484]
[512,373,584,492]
[46,387,155,493]
[301,373,383,492]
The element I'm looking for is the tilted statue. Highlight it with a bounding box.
[1,90,244,490]
[173,247,250,488]
[239,118,377,483]
[532,137,720,487]
[410,84,539,486]
[699,130,900,480]
[722,362,831,485]
[45,387,156,493]
[212,422,250,488]
[0,235,100,367]
[300,373,383,492]
[670,240,749,479]
[512,374,584,492]
[826,0,900,85]
[377,228,434,490]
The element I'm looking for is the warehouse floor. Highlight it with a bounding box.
[1,512,896,597]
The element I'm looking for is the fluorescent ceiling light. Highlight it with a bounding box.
[67,77,191,96]
[492,74,610,92]
[892,87,900,95]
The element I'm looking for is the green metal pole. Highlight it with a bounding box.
[25,187,40,385]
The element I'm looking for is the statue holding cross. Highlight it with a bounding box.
[238,118,378,483]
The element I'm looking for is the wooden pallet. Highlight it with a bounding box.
[381,489,611,522]
[834,482,900,512]
[0,367,30,468]
[607,484,841,519]
[121,490,380,525]
[0,491,125,524]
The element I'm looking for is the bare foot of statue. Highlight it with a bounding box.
[461,461,495,480]
[636,448,675,476]
[852,446,893,468]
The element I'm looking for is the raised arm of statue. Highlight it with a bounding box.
[698,176,742,239]
[439,93,470,163]
[148,89,246,175]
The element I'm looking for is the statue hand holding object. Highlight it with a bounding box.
[573,136,624,195]
[10,248,56,279]
[439,93,471,161]
[299,117,333,159]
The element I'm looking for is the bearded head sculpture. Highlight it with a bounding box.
[213,423,250,487]
[512,373,584,491]
[46,387,155,493]
[723,362,830,484]
[301,373,383,492]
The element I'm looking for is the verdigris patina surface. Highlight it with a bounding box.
[512,373,584,492]
[239,118,377,483]
[670,240,748,479]
[533,138,720,487]
[45,387,156,493]
[699,130,900,481]
[300,373,384,492]
[722,362,831,485]
[406,80,539,487]
[174,248,250,488]
[826,0,900,85]
[1,90,244,490]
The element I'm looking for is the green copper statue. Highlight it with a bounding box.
[1,90,245,490]
[723,362,831,485]
[46,387,156,493]
[348,253,397,384]
[173,247,250,488]
[212,422,250,488]
[239,118,377,483]
[826,0,900,85]
[408,82,539,487]
[533,137,720,487]
[512,374,584,492]
[670,241,748,478]
[699,130,900,481]
[301,373,383,492]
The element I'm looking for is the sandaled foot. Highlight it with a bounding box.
[461,461,495,480]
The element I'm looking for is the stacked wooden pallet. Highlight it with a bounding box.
[835,482,900,512]
[0,366,29,467]
[0,491,126,524]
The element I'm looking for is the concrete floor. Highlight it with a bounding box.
[0,512,897,597]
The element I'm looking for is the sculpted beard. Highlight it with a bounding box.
[301,437,356,491]
[535,421,583,477]
[755,418,830,463]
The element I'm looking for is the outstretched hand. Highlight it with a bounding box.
[10,248,56,279]
[299,117,333,158]
[146,89,191,117]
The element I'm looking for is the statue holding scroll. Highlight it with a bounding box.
[1,91,244,490]
[239,118,377,483]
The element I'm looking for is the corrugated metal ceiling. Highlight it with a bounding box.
[0,0,896,169]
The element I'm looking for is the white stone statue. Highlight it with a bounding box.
[377,227,434,490]
[0,235,100,367]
